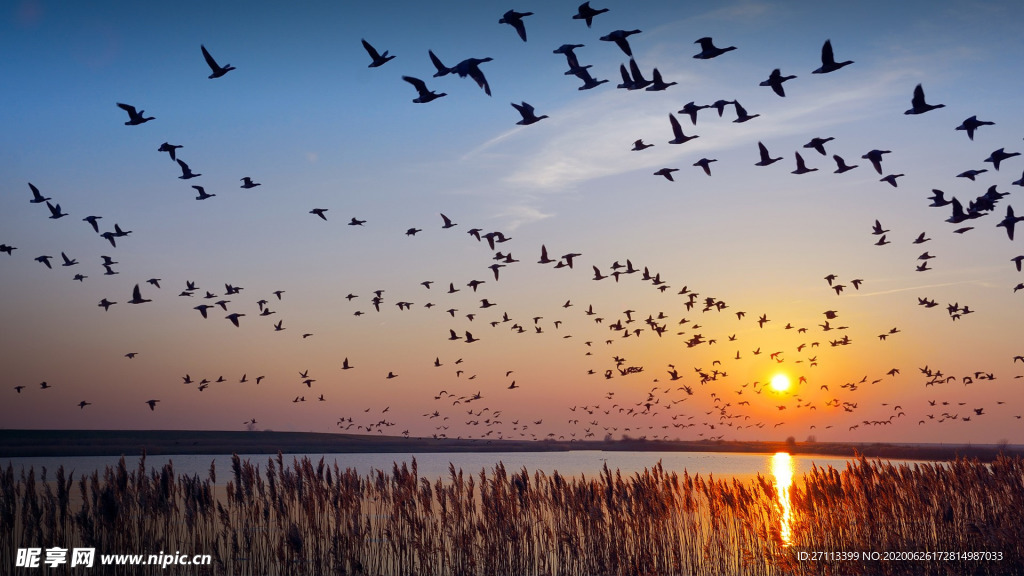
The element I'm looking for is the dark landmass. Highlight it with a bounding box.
[1,429,1020,461]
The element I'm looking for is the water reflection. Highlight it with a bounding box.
[771,452,794,546]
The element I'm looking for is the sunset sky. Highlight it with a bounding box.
[2,0,1023,445]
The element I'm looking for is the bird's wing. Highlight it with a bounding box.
[361,39,381,60]
[201,44,220,71]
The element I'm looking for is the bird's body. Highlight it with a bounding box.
[512,101,548,125]
[573,2,608,27]
[402,76,446,103]
[499,10,533,42]
[361,39,394,67]
[905,84,944,115]
[812,40,852,74]
[755,142,782,166]
[201,44,235,78]
[117,103,154,125]
[128,284,151,304]
[158,142,182,161]
[667,113,698,144]
[693,37,736,59]
[760,68,796,96]
[28,183,50,204]
[599,29,641,57]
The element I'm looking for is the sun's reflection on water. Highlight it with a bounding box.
[771,452,794,546]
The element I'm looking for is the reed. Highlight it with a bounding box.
[0,454,1020,575]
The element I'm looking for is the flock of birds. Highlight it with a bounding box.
[5,3,1023,444]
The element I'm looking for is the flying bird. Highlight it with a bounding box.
[573,2,608,27]
[812,39,853,74]
[361,39,395,67]
[955,116,994,140]
[177,159,201,180]
[599,29,641,57]
[498,9,533,42]
[832,155,858,173]
[792,152,817,175]
[46,201,68,219]
[667,113,698,144]
[201,44,235,78]
[511,101,548,125]
[451,57,494,96]
[158,142,182,161]
[693,37,736,59]
[997,205,1024,240]
[83,215,102,232]
[128,284,151,304]
[402,76,446,103]
[862,150,891,175]
[28,183,50,204]
[760,68,796,97]
[755,142,782,166]
[310,208,328,220]
[984,148,1020,171]
[192,185,215,200]
[116,102,154,125]
[905,84,944,115]
[654,168,679,181]
[694,158,717,176]
[240,177,261,189]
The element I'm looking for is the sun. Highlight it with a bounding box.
[770,374,791,392]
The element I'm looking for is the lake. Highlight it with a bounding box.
[4,449,877,484]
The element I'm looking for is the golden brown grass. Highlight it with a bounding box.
[1,454,1021,575]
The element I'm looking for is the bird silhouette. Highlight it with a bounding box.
[905,84,944,115]
[116,102,154,125]
[192,185,215,200]
[498,10,533,41]
[573,2,608,27]
[177,159,201,180]
[402,76,447,103]
[28,183,50,204]
[955,116,994,140]
[755,142,782,166]
[361,39,395,67]
[240,177,261,189]
[832,155,858,173]
[46,201,68,219]
[693,37,736,59]
[792,152,817,175]
[201,44,235,78]
[760,68,796,96]
[862,150,891,175]
[667,113,698,144]
[984,148,1020,171]
[599,29,641,57]
[694,158,717,176]
[812,39,852,74]
[996,205,1024,240]
[654,168,679,181]
[128,284,151,304]
[158,142,182,160]
[511,101,547,125]
[310,208,328,220]
[451,57,494,96]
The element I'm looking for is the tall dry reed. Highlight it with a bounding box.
[0,454,1020,575]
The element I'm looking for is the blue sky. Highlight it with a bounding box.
[2,0,1024,444]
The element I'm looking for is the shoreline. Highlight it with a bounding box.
[1,429,1020,461]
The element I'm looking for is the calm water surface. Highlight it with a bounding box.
[5,450,878,483]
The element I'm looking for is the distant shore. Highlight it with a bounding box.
[1,429,1020,461]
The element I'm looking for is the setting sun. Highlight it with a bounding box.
[770,374,791,392]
